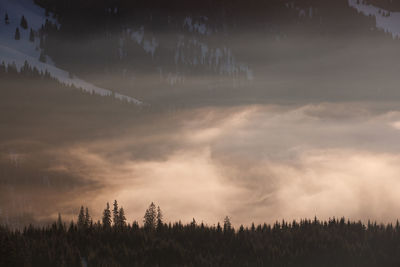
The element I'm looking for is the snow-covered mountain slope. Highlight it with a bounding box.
[0,0,142,105]
[349,0,400,38]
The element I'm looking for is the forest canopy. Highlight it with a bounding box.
[2,200,400,267]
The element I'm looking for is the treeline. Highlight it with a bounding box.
[2,201,400,266]
[0,61,54,80]
[0,61,137,106]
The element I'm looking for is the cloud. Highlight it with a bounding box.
[4,103,400,226]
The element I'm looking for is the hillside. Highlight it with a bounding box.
[0,0,142,104]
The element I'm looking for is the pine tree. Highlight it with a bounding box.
[223,216,232,232]
[117,207,126,228]
[77,206,85,228]
[190,218,196,228]
[156,206,163,229]
[14,28,20,40]
[5,13,9,25]
[132,220,139,230]
[217,222,222,232]
[143,202,157,229]
[84,207,91,227]
[113,200,119,226]
[57,213,64,230]
[20,15,28,29]
[29,28,35,42]
[102,202,112,228]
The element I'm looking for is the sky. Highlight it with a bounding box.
[3,0,400,227]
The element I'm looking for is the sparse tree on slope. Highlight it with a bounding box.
[20,15,28,29]
[14,28,20,40]
[5,13,9,25]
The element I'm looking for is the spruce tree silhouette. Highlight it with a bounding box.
[112,200,119,226]
[223,216,232,232]
[102,202,112,228]
[84,207,91,227]
[156,206,163,230]
[56,213,64,230]
[77,206,85,228]
[117,207,126,228]
[143,202,157,229]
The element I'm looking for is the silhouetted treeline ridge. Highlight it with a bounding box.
[2,201,400,266]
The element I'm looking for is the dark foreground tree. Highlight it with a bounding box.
[116,207,126,228]
[143,202,157,229]
[156,205,163,229]
[113,200,119,226]
[102,202,112,228]
[77,206,85,228]
[84,207,91,227]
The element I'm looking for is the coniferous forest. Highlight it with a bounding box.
[2,201,400,267]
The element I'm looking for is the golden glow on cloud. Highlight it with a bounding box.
[40,104,400,226]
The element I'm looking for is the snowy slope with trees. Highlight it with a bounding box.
[0,0,142,104]
[349,0,400,38]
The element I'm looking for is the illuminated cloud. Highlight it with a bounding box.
[10,103,398,226]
